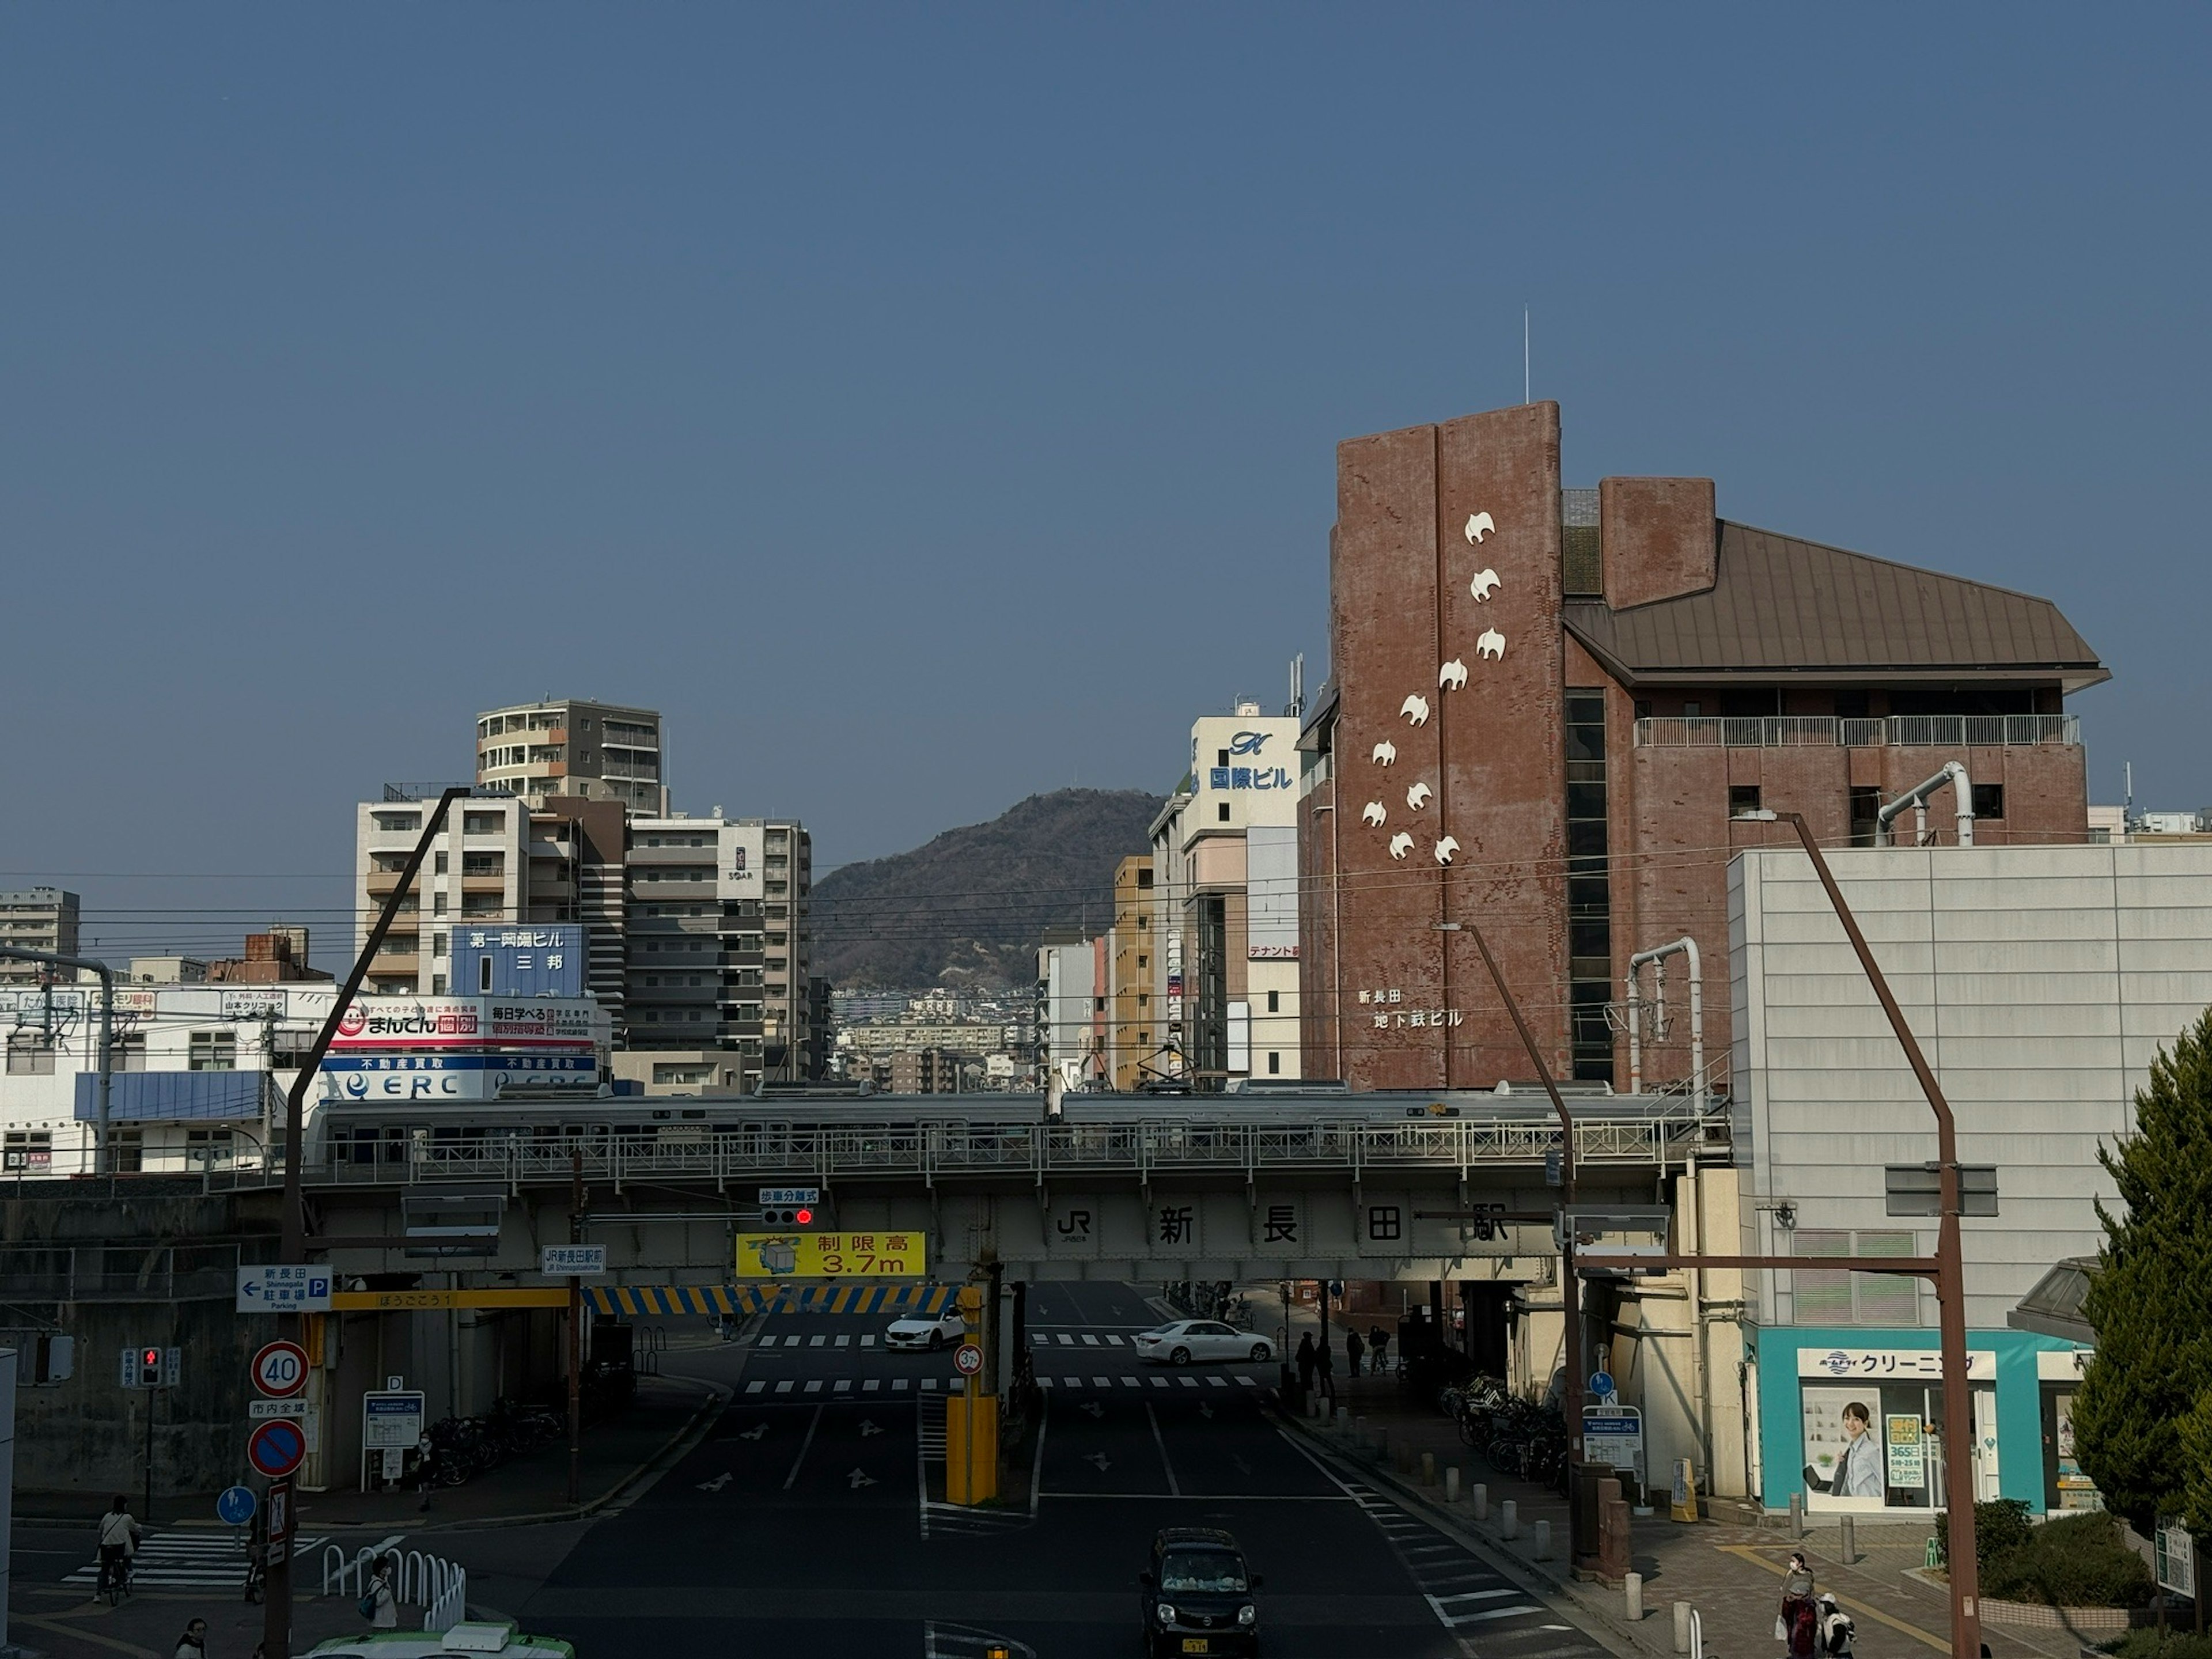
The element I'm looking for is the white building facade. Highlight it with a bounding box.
[1730,841,2212,1517]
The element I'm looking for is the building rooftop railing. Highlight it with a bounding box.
[1633,713,2079,750]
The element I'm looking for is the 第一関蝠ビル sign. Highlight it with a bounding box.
[735,1232,926,1279]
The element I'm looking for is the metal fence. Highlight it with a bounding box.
[0,1242,242,1302]
[1633,714,2078,749]
[304,1109,1732,1192]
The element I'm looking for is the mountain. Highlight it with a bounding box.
[812,788,1164,990]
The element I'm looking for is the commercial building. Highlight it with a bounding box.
[1152,703,1304,1090]
[1035,928,1100,1088]
[0,888,80,984]
[475,698,669,815]
[1721,841,2212,1516]
[1299,400,2105,1093]
[623,813,815,1088]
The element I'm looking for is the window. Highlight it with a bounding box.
[6,1034,54,1075]
[462,853,503,876]
[1267,1051,1281,1074]
[1266,990,1279,1013]
[2,1130,53,1171]
[1884,1164,1999,1217]
[1793,1229,1922,1324]
[1217,749,1230,767]
[463,810,504,835]
[1683,700,1702,718]
[189,1031,237,1071]
[434,851,448,875]
[1218,803,1231,823]
[1729,785,1764,818]
[185,1128,235,1169]
[433,931,448,959]
[431,974,447,994]
[1972,783,2005,821]
[1565,691,1613,1084]
[372,811,421,832]
[434,894,449,915]
[1094,997,1105,1012]
[112,1033,148,1073]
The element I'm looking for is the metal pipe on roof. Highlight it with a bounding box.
[1625,937,1702,1111]
[1877,760,1974,847]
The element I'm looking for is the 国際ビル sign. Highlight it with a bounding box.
[734,1232,926,1279]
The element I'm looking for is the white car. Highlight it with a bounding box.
[1134,1320,1274,1367]
[884,1306,967,1350]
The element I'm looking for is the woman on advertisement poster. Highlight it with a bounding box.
[1803,1401,1885,1500]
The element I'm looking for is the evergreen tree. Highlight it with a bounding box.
[2073,1008,2212,1535]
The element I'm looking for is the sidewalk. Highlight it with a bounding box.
[17,1374,724,1534]
[1279,1369,2084,1659]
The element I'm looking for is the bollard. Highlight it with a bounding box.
[1673,1601,1692,1655]
[1445,1466,1461,1503]
[1626,1571,1645,1622]
[1533,1518,1552,1559]
[1335,1404,1349,1430]
[1421,1450,1436,1486]
[1355,1415,1369,1448]
[1473,1483,1490,1522]
[1840,1515,1857,1565]
[1309,1395,1323,1421]
[1501,1499,1520,1540]
[1788,1491,1805,1539]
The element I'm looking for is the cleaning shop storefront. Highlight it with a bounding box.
[1751,1325,2098,1518]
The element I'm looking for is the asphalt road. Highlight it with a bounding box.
[503,1283,1612,1659]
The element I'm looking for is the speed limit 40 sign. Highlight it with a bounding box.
[252,1340,309,1398]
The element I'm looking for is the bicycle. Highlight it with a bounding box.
[96,1550,132,1606]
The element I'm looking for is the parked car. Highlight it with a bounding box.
[884,1305,967,1350]
[1133,1320,1273,1367]
[1139,1526,1260,1656]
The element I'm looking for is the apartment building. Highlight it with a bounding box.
[1036,928,1100,1087]
[888,1048,960,1093]
[1104,855,1158,1089]
[354,794,531,995]
[623,814,814,1088]
[0,888,81,984]
[1298,400,2105,1092]
[475,698,669,815]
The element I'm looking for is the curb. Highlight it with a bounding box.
[1277,1406,1669,1659]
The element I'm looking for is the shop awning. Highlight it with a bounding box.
[2007,1257,2096,1344]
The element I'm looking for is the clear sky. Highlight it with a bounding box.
[3,8,2207,962]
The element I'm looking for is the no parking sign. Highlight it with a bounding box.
[248,1418,306,1479]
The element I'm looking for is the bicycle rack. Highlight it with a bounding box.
[320,1544,383,1598]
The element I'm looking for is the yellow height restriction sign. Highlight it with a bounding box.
[734,1231,927,1279]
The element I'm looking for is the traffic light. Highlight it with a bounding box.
[120,1345,179,1389]
[761,1205,816,1227]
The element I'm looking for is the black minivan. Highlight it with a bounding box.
[1138,1527,1262,1657]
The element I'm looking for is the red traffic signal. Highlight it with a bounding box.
[793,1207,814,1225]
[141,1347,161,1369]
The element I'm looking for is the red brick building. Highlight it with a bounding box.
[1298,402,2106,1092]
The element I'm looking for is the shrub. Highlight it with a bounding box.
[2105,1631,2212,1659]
[1935,1498,2036,1569]
[1980,1511,2153,1609]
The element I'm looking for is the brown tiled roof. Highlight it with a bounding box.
[1563,521,2108,690]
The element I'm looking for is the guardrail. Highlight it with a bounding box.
[1634,713,2078,749]
[305,1109,1731,1191]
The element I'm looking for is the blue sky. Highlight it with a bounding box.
[2,8,2206,960]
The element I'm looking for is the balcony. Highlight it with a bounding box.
[1633,714,2079,750]
[369,952,420,978]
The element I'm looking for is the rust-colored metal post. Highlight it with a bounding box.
[264,786,465,1659]
[1778,813,1979,1659]
[1456,916,1584,1566]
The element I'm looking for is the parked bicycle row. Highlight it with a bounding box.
[1438,1374,1571,1493]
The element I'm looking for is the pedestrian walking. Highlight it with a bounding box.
[1368,1323,1391,1374]
[95,1494,142,1602]
[1346,1328,1365,1378]
[1778,1551,1817,1658]
[1315,1336,1335,1401]
[363,1554,399,1628]
[1295,1331,1318,1396]
[173,1617,209,1659]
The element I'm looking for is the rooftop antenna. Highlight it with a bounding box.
[2125,760,2135,828]
[1523,306,1531,404]
[1287,653,1305,718]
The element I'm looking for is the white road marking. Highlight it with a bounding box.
[804,1380,824,1394]
[1143,1401,1181,1497]
[774,1380,794,1394]
[834,1379,852,1393]
[809,1335,826,1348]
[782,1404,823,1490]
[744,1381,765,1395]
[835,1335,851,1348]
[1119,1376,1139,1388]
[922,1378,939,1391]
[893,1378,910,1392]
[1080,1334,1100,1346]
[860,1335,877,1347]
[863,1379,881,1392]
[1039,1377,1056,1389]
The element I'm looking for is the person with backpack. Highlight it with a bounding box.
[95,1495,142,1601]
[359,1554,399,1627]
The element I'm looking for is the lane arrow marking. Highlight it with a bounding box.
[696,1472,733,1492]
[1085,1453,1112,1472]
[859,1419,882,1437]
[848,1468,877,1488]
[737,1423,768,1441]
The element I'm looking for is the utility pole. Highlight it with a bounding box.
[569,1149,584,1507]
[263,786,466,1659]
[1771,812,1980,1659]
[1453,918,1586,1567]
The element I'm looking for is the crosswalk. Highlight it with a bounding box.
[62,1530,327,1590]
[757,1333,880,1348]
[1032,1331,1130,1346]
[1340,1479,1596,1650]
[1037,1372,1263,1392]
[744,1375,963,1395]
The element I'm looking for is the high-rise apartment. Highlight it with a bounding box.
[0,889,81,983]
[475,699,669,815]
[354,793,532,995]
[1298,400,2106,1092]
[622,814,815,1088]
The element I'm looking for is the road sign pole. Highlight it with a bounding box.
[569,1149,583,1508]
[143,1385,155,1524]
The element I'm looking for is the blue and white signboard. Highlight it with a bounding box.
[1583,1405,1645,1483]
[217,1486,257,1527]
[236,1265,332,1313]
[450,926,585,998]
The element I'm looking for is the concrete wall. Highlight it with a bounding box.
[1732,842,2212,1328]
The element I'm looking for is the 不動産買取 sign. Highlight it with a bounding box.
[735,1232,926,1279]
